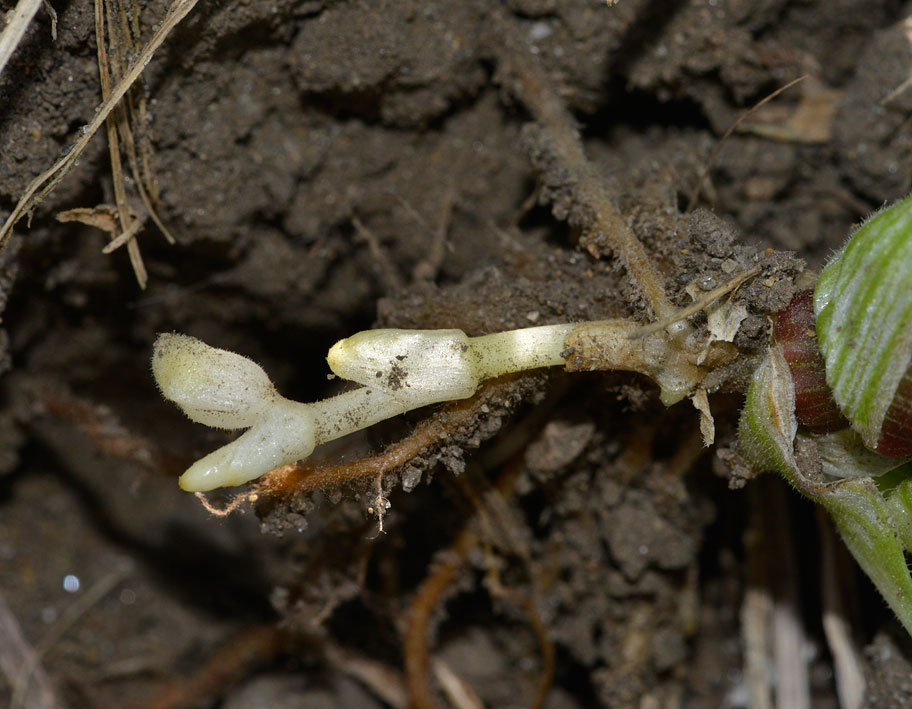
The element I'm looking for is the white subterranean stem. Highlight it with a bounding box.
[177,388,412,491]
[326,324,578,406]
[154,325,579,491]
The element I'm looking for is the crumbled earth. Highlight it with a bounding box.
[1,0,911,707]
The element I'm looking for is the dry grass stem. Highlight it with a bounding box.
[0,590,60,709]
[104,0,176,244]
[430,659,486,709]
[323,643,409,709]
[881,69,912,106]
[817,508,865,709]
[743,486,773,709]
[741,586,773,709]
[0,0,43,80]
[765,483,811,709]
[630,265,761,339]
[40,0,55,40]
[0,0,198,255]
[12,563,132,709]
[95,0,146,286]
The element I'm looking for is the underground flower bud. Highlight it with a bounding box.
[327,324,579,410]
[327,329,480,408]
[152,333,277,429]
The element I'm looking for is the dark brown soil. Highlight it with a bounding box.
[1,0,911,707]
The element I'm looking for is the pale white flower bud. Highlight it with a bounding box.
[327,329,481,408]
[152,333,277,429]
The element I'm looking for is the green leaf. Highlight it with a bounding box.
[814,194,912,450]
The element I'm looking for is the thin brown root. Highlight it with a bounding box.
[142,624,290,709]
[255,376,520,500]
[404,456,542,709]
[488,584,554,709]
[407,184,454,283]
[494,17,675,321]
[404,513,478,709]
[352,216,404,292]
[0,0,198,253]
[39,383,186,475]
[473,463,553,709]
[686,75,807,212]
[367,472,390,534]
[194,491,251,517]
[629,265,761,339]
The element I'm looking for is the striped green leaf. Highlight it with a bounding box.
[814,194,912,451]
